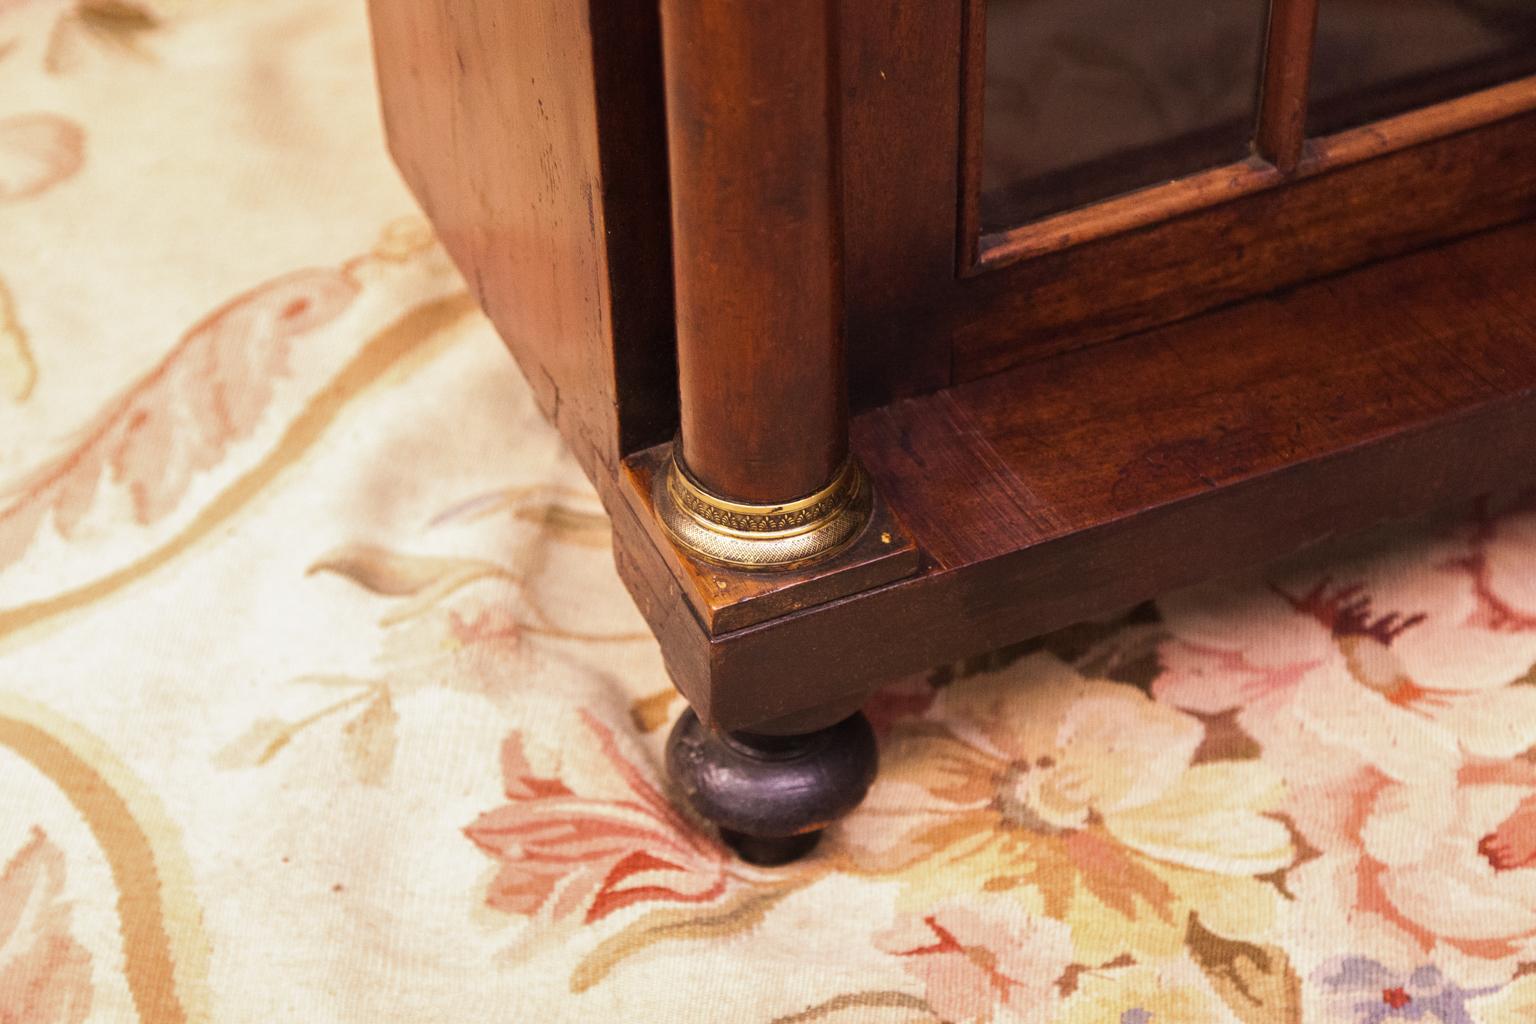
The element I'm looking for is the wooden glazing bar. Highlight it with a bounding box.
[1256,0,1321,172]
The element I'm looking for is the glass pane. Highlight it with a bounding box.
[1310,0,1536,136]
[981,0,1270,234]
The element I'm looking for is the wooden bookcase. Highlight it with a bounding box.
[367,0,1536,860]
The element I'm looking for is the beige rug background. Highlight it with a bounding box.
[6,2,1536,1022]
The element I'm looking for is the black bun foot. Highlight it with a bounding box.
[665,708,878,865]
[719,828,822,866]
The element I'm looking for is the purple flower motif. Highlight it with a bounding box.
[1313,957,1501,1024]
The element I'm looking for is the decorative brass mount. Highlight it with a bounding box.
[653,451,873,570]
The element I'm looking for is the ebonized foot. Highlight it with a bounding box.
[665,708,878,866]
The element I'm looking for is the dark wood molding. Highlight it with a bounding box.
[977,75,1536,272]
[952,95,1536,384]
[612,218,1536,731]
[868,1,1536,395]
[955,0,989,274]
[838,0,962,410]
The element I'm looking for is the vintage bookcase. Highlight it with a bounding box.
[367,0,1536,861]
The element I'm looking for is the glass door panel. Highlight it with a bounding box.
[1309,0,1536,135]
[981,0,1270,233]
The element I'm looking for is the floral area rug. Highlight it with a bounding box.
[6,2,1536,1022]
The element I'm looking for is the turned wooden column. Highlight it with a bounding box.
[662,0,845,502]
[657,4,880,865]
[654,0,868,570]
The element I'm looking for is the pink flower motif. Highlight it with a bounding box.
[1442,497,1536,633]
[447,607,521,649]
[465,710,733,923]
[0,828,93,1024]
[1157,574,1536,786]
[875,898,1072,1024]
[1303,758,1536,965]
[1281,579,1427,644]
[1478,789,1536,873]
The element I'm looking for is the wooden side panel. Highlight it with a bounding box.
[587,7,680,460]
[367,0,675,488]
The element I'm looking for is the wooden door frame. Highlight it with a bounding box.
[838,0,1536,408]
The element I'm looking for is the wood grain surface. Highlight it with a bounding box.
[368,0,677,486]
[618,219,1536,730]
[661,0,848,503]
